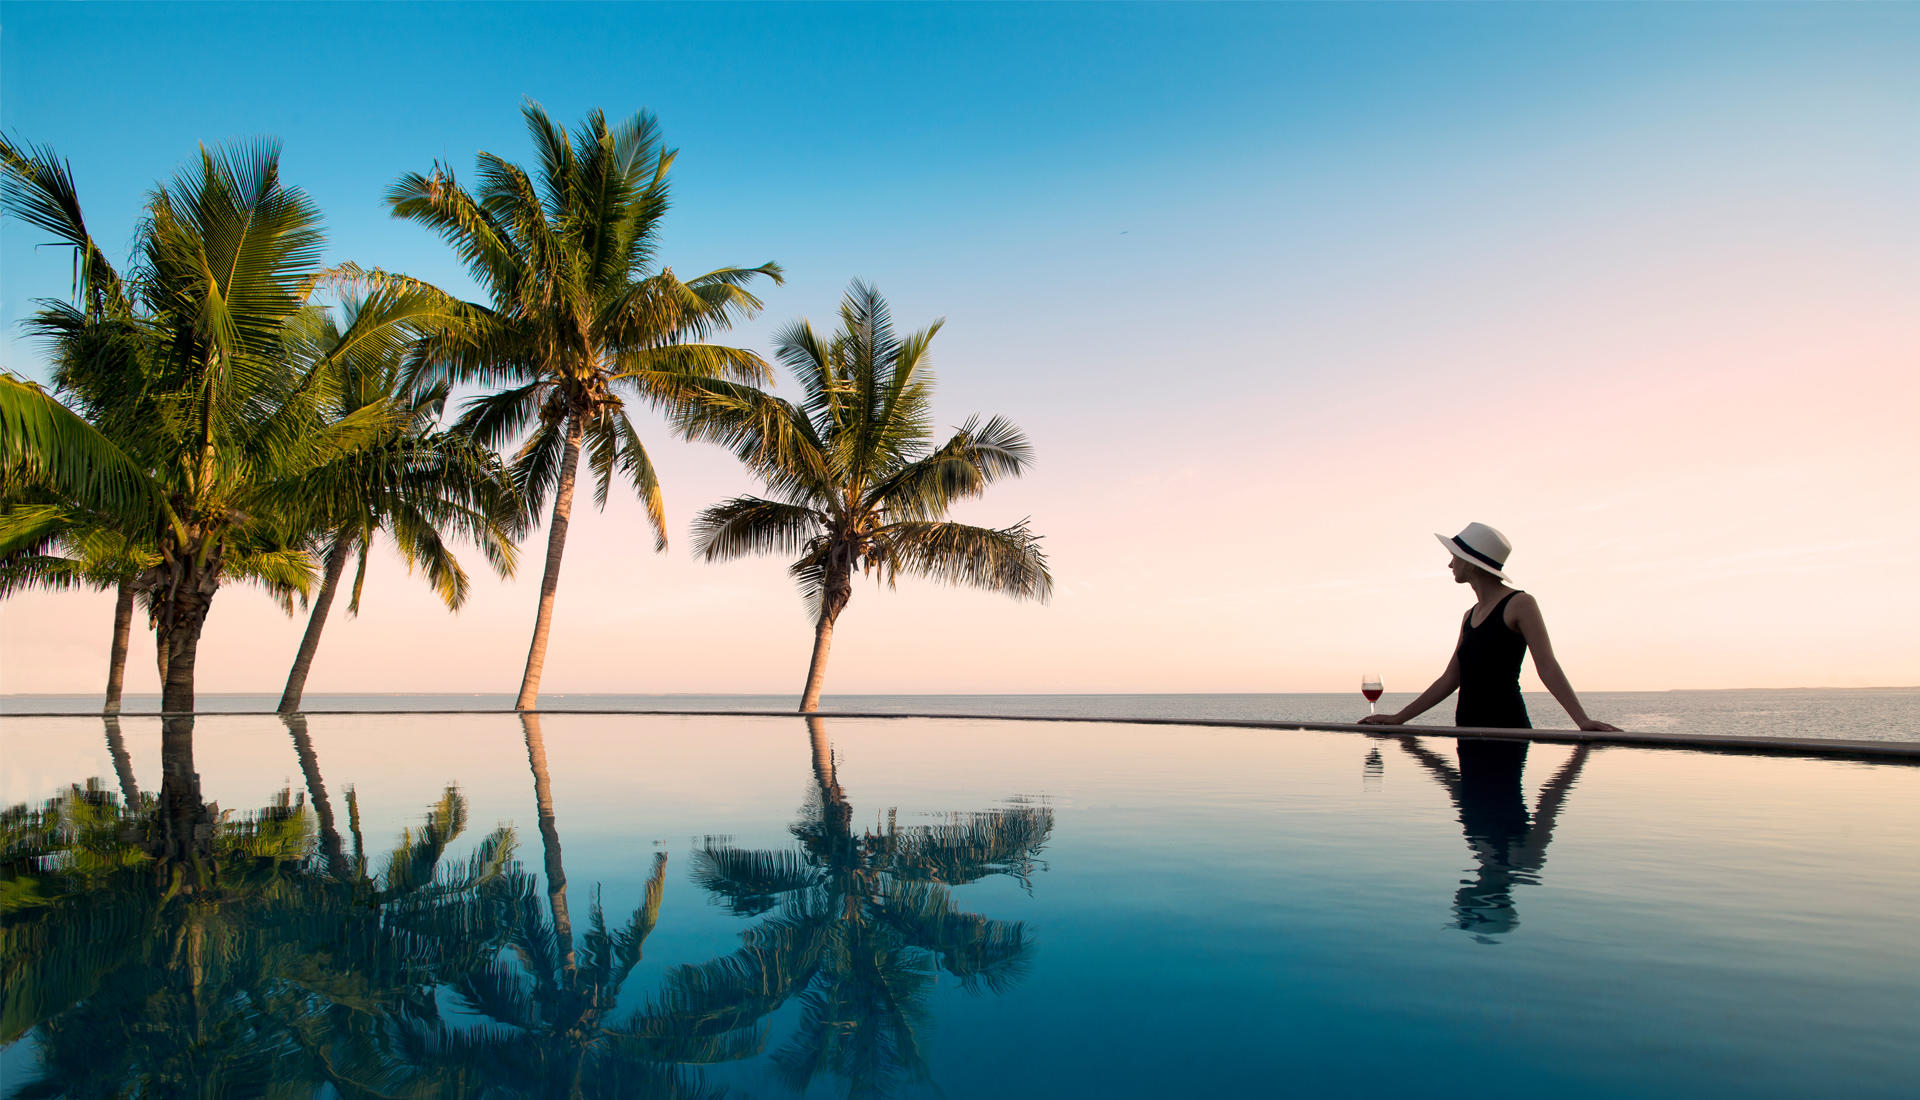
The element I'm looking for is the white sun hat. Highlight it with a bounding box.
[1435,522,1514,582]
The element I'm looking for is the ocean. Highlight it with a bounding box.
[3,688,1915,742]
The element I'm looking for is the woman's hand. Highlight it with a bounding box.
[1577,719,1620,732]
[1358,713,1405,725]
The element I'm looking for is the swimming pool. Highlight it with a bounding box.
[2,713,1914,1098]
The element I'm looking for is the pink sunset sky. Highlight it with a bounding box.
[1,4,1915,696]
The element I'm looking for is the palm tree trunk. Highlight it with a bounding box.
[103,580,136,714]
[516,417,585,711]
[798,611,837,713]
[798,562,852,712]
[521,713,574,970]
[278,535,354,714]
[158,584,213,716]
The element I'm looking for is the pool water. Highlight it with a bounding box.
[2,713,1915,1098]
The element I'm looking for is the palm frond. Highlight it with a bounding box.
[583,407,622,512]
[862,314,941,477]
[0,373,166,531]
[679,262,784,334]
[689,496,821,564]
[0,134,127,314]
[505,397,572,523]
[868,414,1034,520]
[868,519,1052,601]
[0,501,79,559]
[773,317,843,435]
[226,543,319,607]
[387,165,523,298]
[385,510,470,611]
[0,554,87,597]
[311,279,472,377]
[665,377,830,499]
[611,412,667,549]
[788,544,831,624]
[347,534,370,613]
[451,380,549,455]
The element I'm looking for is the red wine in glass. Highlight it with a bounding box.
[1361,675,1383,714]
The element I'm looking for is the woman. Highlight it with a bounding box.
[1359,522,1619,732]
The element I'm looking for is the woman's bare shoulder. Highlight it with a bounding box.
[1504,589,1541,626]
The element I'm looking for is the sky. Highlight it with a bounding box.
[1,2,1916,699]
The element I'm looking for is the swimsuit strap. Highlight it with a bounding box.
[1470,591,1522,630]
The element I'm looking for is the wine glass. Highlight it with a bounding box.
[1360,674,1383,716]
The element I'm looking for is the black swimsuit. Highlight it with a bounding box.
[1454,591,1530,729]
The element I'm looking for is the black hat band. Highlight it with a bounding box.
[1451,536,1505,572]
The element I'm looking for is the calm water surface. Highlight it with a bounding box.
[1,713,1915,1098]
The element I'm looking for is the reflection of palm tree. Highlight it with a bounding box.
[101,715,139,808]
[2,713,523,1095]
[281,713,348,876]
[659,716,1052,1098]
[1392,736,1590,937]
[400,713,732,1098]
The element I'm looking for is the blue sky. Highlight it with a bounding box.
[10,2,1909,367]
[3,3,1917,695]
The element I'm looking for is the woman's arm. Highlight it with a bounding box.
[1508,594,1619,732]
[1359,651,1461,725]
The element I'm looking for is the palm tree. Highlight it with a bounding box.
[0,506,151,713]
[275,299,523,714]
[0,135,462,713]
[677,281,1051,712]
[652,717,1051,1097]
[389,102,782,710]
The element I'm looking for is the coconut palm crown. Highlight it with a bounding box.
[389,101,782,710]
[679,281,1051,712]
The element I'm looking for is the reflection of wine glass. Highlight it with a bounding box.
[1361,674,1383,715]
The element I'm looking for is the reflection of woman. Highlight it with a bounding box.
[1359,523,1618,732]
[1393,735,1591,934]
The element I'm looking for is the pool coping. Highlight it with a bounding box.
[3,708,1915,763]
